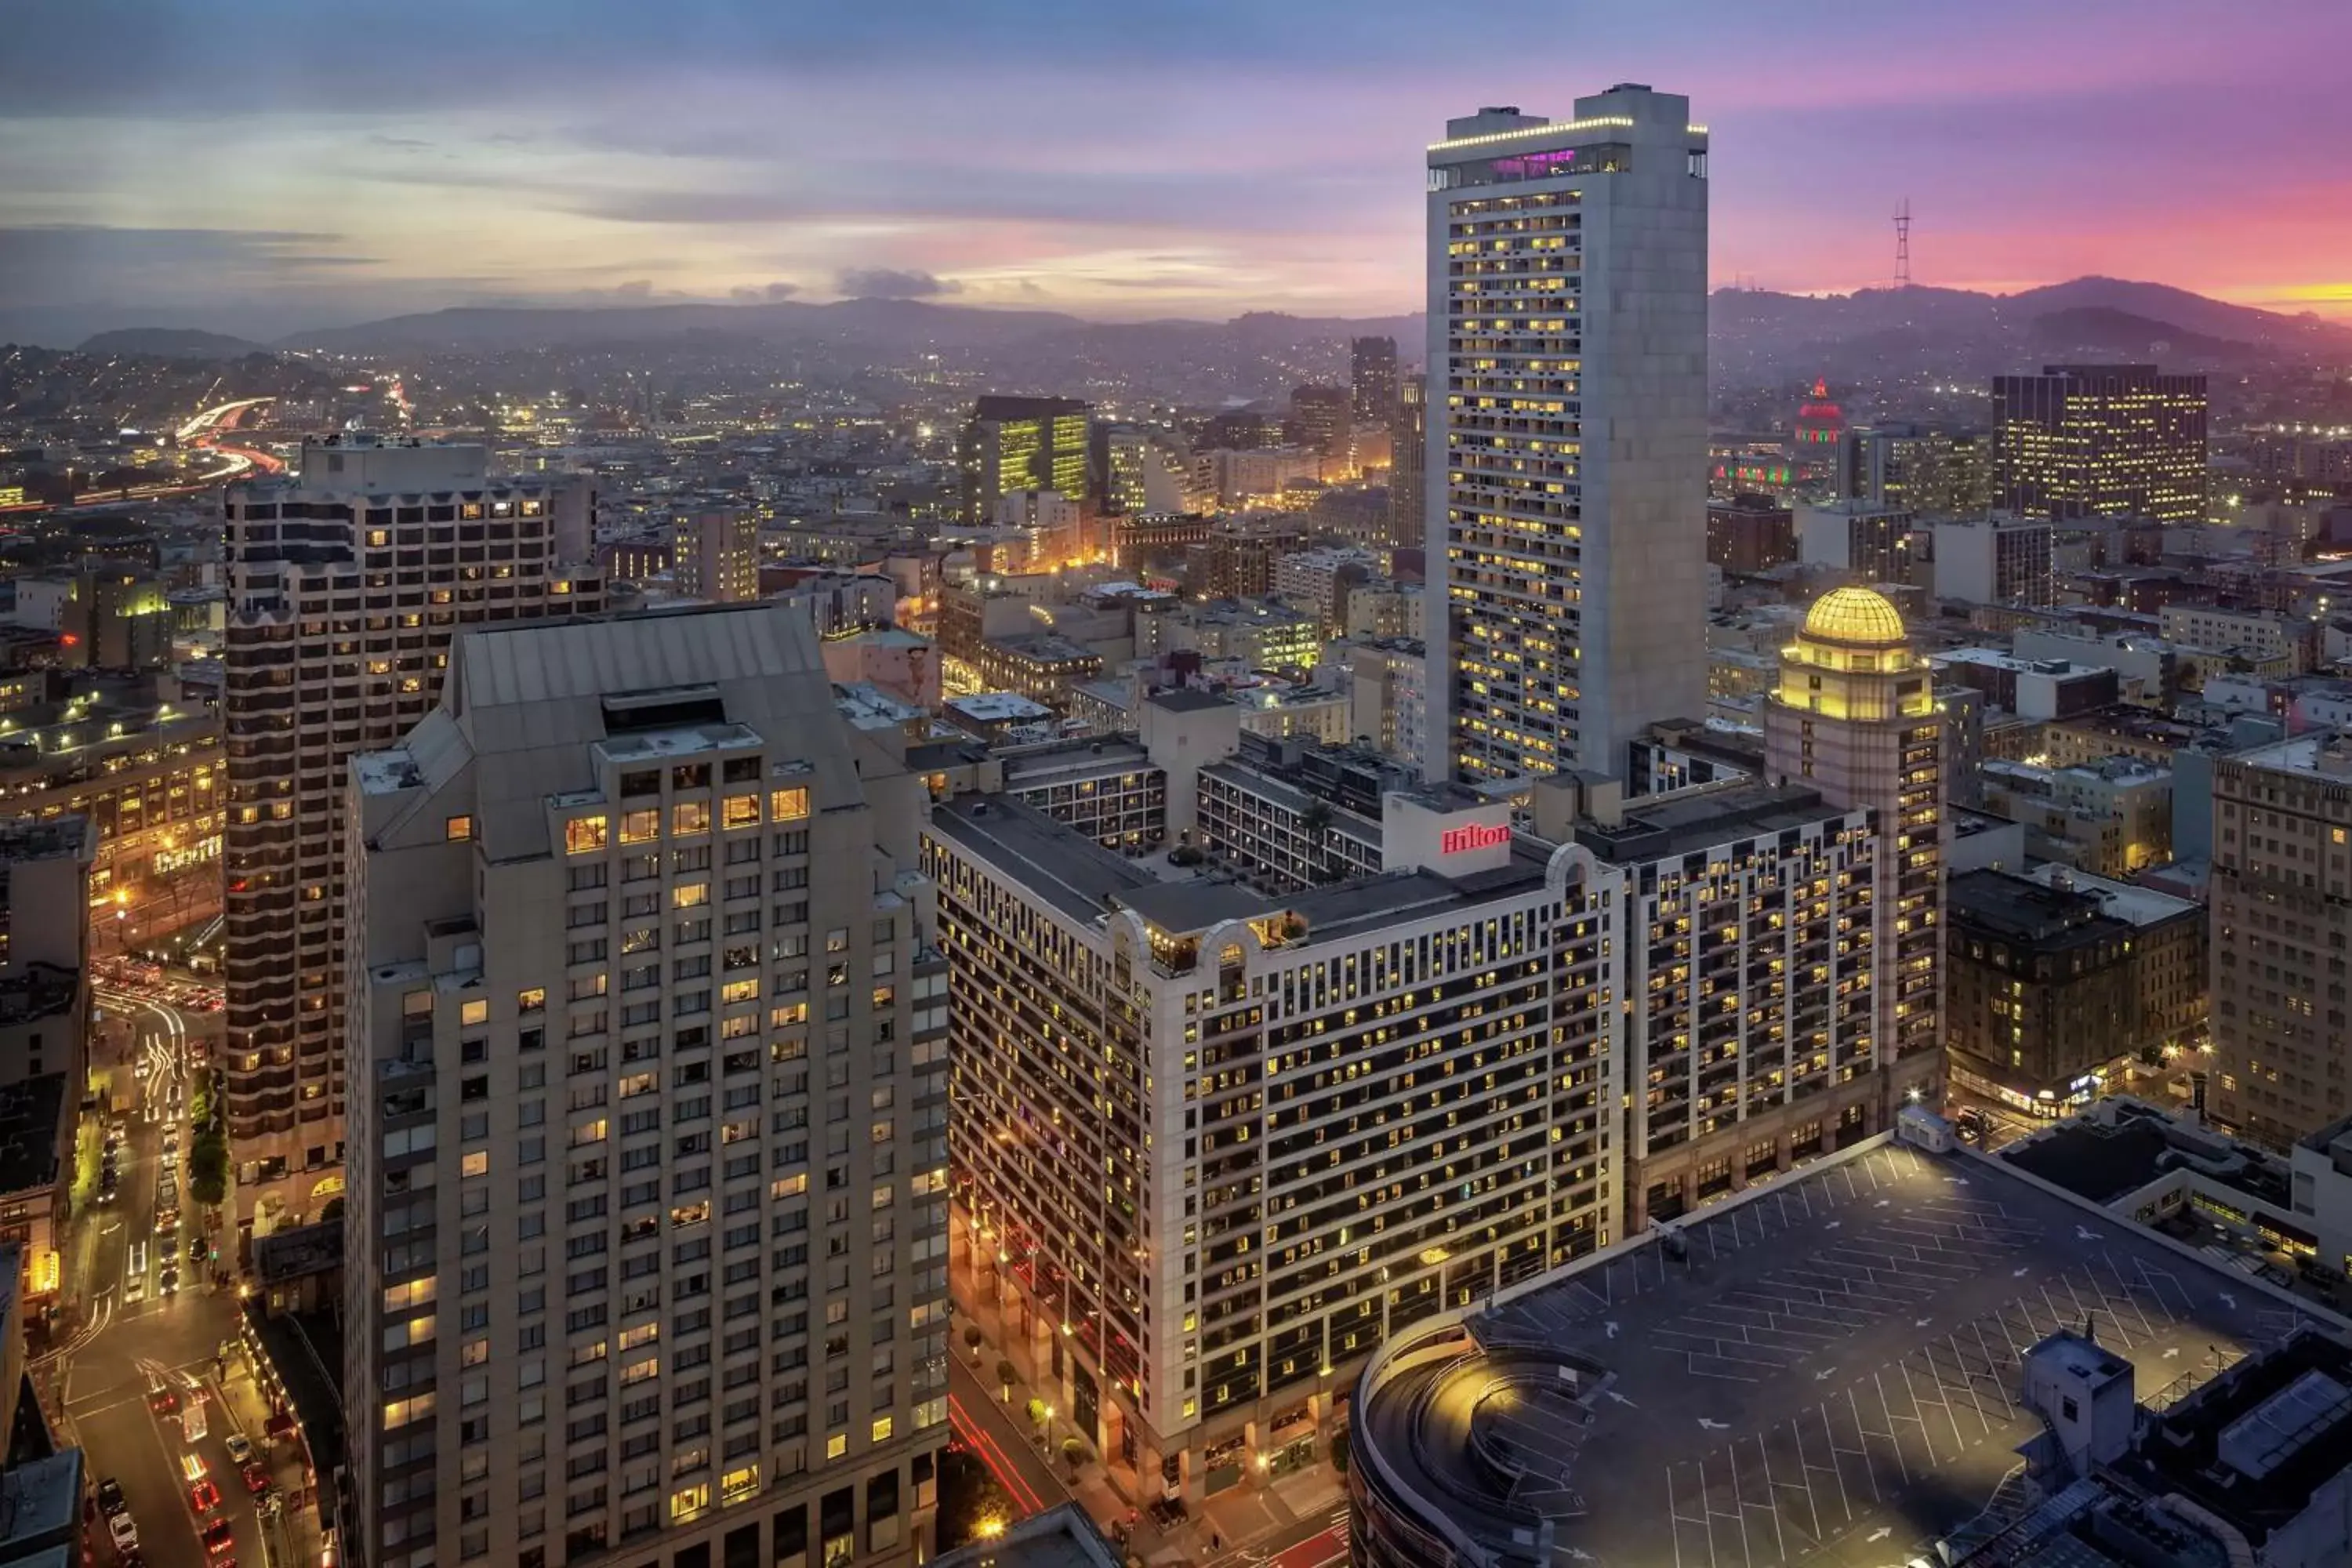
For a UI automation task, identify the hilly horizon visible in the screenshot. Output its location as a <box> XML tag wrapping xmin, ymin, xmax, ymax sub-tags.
<box><xmin>53</xmin><ymin>274</ymin><xmax>2350</xmax><ymax>365</ymax></box>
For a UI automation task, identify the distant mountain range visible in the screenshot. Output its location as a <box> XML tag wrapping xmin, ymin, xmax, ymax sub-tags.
<box><xmin>1711</xmin><ymin>275</ymin><xmax>2352</xmax><ymax>384</ymax></box>
<box><xmin>39</xmin><ymin>276</ymin><xmax>2352</xmax><ymax>392</ymax></box>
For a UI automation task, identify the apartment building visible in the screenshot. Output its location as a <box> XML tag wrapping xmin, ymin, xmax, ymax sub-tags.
<box><xmin>1566</xmin><ymin>782</ymin><xmax>1893</xmax><ymax>1226</ymax></box>
<box><xmin>933</xmin><ymin>794</ymin><xmax>1621</xmax><ymax>1504</ymax></box>
<box><xmin>2209</xmin><ymin>731</ymin><xmax>2352</xmax><ymax>1149</ymax></box>
<box><xmin>346</xmin><ymin>602</ymin><xmax>947</xmax><ymax>1568</ymax></box>
<box><xmin>672</xmin><ymin>510</ymin><xmax>760</xmax><ymax>604</ymax></box>
<box><xmin>223</xmin><ymin>435</ymin><xmax>604</xmax><ymax>1238</ymax></box>
<box><xmin>2158</xmin><ymin>604</ymin><xmax>2313</xmax><ymax>673</ymax></box>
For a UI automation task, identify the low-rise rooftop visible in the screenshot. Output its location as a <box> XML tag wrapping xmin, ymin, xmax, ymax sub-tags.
<box><xmin>1353</xmin><ymin>1137</ymin><xmax>2346</xmax><ymax>1568</ymax></box>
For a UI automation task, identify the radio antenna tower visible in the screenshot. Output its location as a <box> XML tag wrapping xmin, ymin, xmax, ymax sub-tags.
<box><xmin>1894</xmin><ymin>198</ymin><xmax>1913</xmax><ymax>289</ymax></box>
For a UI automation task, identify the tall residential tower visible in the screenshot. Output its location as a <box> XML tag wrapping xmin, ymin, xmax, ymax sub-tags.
<box><xmin>347</xmin><ymin>602</ymin><xmax>947</xmax><ymax>1568</ymax></box>
<box><xmin>222</xmin><ymin>436</ymin><xmax>603</xmax><ymax>1243</ymax></box>
<box><xmin>1425</xmin><ymin>85</ymin><xmax>1710</xmax><ymax>785</ymax></box>
<box><xmin>1762</xmin><ymin>586</ymin><xmax>1947</xmax><ymax>1106</ymax></box>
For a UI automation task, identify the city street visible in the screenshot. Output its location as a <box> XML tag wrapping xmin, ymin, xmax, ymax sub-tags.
<box><xmin>46</xmin><ymin>991</ymin><xmax>310</xmax><ymax>1568</ymax></box>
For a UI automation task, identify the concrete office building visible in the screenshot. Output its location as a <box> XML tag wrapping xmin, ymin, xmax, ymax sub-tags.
<box><xmin>1840</xmin><ymin>423</ymin><xmax>1993</xmax><ymax>515</ymax></box>
<box><xmin>1930</xmin><ymin>514</ymin><xmax>2055</xmax><ymax>606</ymax></box>
<box><xmin>1797</xmin><ymin>500</ymin><xmax>1917</xmax><ymax>583</ymax></box>
<box><xmin>1426</xmin><ymin>85</ymin><xmax>1710</xmax><ymax>785</ymax></box>
<box><xmin>933</xmin><ymin>793</ymin><xmax>1622</xmax><ymax>1504</ymax></box>
<box><xmin>1992</xmin><ymin>364</ymin><xmax>2209</xmax><ymax>524</ymax></box>
<box><xmin>960</xmin><ymin>397</ymin><xmax>1091</xmax><ymax>527</ymax></box>
<box><xmin>672</xmin><ymin>509</ymin><xmax>760</xmax><ymax>604</ymax></box>
<box><xmin>2209</xmin><ymin>731</ymin><xmax>2352</xmax><ymax>1149</ymax></box>
<box><xmin>346</xmin><ymin>602</ymin><xmax>947</xmax><ymax>1568</ymax></box>
<box><xmin>1762</xmin><ymin>588</ymin><xmax>1947</xmax><ymax>1085</ymax></box>
<box><xmin>223</xmin><ymin>435</ymin><xmax>604</xmax><ymax>1239</ymax></box>
<box><xmin>1350</xmin><ymin>338</ymin><xmax>1400</xmax><ymax>423</ymax></box>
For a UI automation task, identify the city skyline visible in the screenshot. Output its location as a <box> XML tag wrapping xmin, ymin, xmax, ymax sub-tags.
<box><xmin>6</xmin><ymin>0</ymin><xmax>2351</xmax><ymax>340</ymax></box>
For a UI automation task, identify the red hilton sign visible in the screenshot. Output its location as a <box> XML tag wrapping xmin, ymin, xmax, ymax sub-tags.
<box><xmin>1440</xmin><ymin>822</ymin><xmax>1512</xmax><ymax>855</ymax></box>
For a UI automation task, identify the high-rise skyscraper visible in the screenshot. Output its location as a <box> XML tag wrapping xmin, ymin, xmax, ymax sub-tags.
<box><xmin>1991</xmin><ymin>364</ymin><xmax>2209</xmax><ymax>524</ymax></box>
<box><xmin>221</xmin><ymin>435</ymin><xmax>604</xmax><ymax>1242</ymax></box>
<box><xmin>1349</xmin><ymin>336</ymin><xmax>1399</xmax><ymax>423</ymax></box>
<box><xmin>1762</xmin><ymin>586</ymin><xmax>1946</xmax><ymax>1101</ymax></box>
<box><xmin>959</xmin><ymin>396</ymin><xmax>1091</xmax><ymax>526</ymax></box>
<box><xmin>2208</xmin><ymin>732</ymin><xmax>2352</xmax><ymax>1149</ymax></box>
<box><xmin>672</xmin><ymin>508</ymin><xmax>760</xmax><ymax>603</ymax></box>
<box><xmin>1287</xmin><ymin>384</ymin><xmax>1352</xmax><ymax>470</ymax></box>
<box><xmin>1386</xmin><ymin>372</ymin><xmax>1426</xmax><ymax>550</ymax></box>
<box><xmin>347</xmin><ymin>601</ymin><xmax>947</xmax><ymax>1568</ymax></box>
<box><xmin>1425</xmin><ymin>85</ymin><xmax>1711</xmax><ymax>784</ymax></box>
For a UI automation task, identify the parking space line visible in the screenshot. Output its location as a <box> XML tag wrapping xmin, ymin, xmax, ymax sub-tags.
<box><xmin>1751</xmin><ymin>1432</ymin><xmax>1791</xmax><ymax>1565</ymax></box>
<box><xmin>1942</xmin><ymin>1334</ymin><xmax>1996</xmax><ymax>1433</ymax></box>
<box><xmin>1725</xmin><ymin>1441</ymin><xmax>1755</xmax><ymax>1568</ymax></box>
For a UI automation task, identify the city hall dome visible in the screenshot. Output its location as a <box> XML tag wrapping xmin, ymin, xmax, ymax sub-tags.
<box><xmin>1802</xmin><ymin>586</ymin><xmax>1907</xmax><ymax>648</ymax></box>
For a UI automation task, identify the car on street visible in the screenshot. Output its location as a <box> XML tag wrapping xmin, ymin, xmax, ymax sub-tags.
<box><xmin>104</xmin><ymin>1124</ymin><xmax>123</xmax><ymax>1150</ymax></box>
<box><xmin>148</xmin><ymin>1379</ymin><xmax>177</xmax><ymax>1414</ymax></box>
<box><xmin>181</xmin><ymin>1452</ymin><xmax>209</xmax><ymax>1484</ymax></box>
<box><xmin>98</xmin><ymin>1171</ymin><xmax>119</xmax><ymax>1203</ymax></box>
<box><xmin>96</xmin><ymin>1477</ymin><xmax>125</xmax><ymax>1515</ymax></box>
<box><xmin>107</xmin><ymin>1512</ymin><xmax>140</xmax><ymax>1552</ymax></box>
<box><xmin>124</xmin><ymin>1272</ymin><xmax>144</xmax><ymax>1303</ymax></box>
<box><xmin>187</xmin><ymin>1480</ymin><xmax>221</xmax><ymax>1515</ymax></box>
<box><xmin>222</xmin><ymin>1434</ymin><xmax>252</xmax><ymax>1465</ymax></box>
<box><xmin>189</xmin><ymin>1233</ymin><xmax>208</xmax><ymax>1264</ymax></box>
<box><xmin>239</xmin><ymin>1462</ymin><xmax>269</xmax><ymax>1497</ymax></box>
<box><xmin>159</xmin><ymin>1265</ymin><xmax>179</xmax><ymax>1297</ymax></box>
<box><xmin>202</xmin><ymin>1516</ymin><xmax>235</xmax><ymax>1555</ymax></box>
<box><xmin>183</xmin><ymin>1402</ymin><xmax>208</xmax><ymax>1443</ymax></box>
<box><xmin>155</xmin><ymin>1206</ymin><xmax>179</xmax><ymax>1232</ymax></box>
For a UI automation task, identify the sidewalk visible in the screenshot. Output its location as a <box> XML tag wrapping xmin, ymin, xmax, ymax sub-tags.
<box><xmin>952</xmin><ymin>1236</ymin><xmax>1344</xmax><ymax>1568</ymax></box>
<box><xmin>218</xmin><ymin>1344</ymin><xmax>325</xmax><ymax>1568</ymax></box>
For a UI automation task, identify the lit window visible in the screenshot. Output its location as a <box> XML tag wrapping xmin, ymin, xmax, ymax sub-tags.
<box><xmin>619</xmin><ymin>810</ymin><xmax>660</xmax><ymax>845</ymax></box>
<box><xmin>720</xmin><ymin>1465</ymin><xmax>760</xmax><ymax>1506</ymax></box>
<box><xmin>770</xmin><ymin>786</ymin><xmax>811</xmax><ymax>822</ymax></box>
<box><xmin>460</xmin><ymin>1000</ymin><xmax>488</xmax><ymax>1026</ymax></box>
<box><xmin>870</xmin><ymin>1416</ymin><xmax>893</xmax><ymax>1444</ymax></box>
<box><xmin>722</xmin><ymin>795</ymin><xmax>760</xmax><ymax>829</ymax></box>
<box><xmin>518</xmin><ymin>988</ymin><xmax>546</xmax><ymax>1014</ymax></box>
<box><xmin>673</xmin><ymin>883</ymin><xmax>709</xmax><ymax>909</ymax></box>
<box><xmin>673</xmin><ymin>801</ymin><xmax>710</xmax><ymax>837</ymax></box>
<box><xmin>461</xmin><ymin>1151</ymin><xmax>489</xmax><ymax>1178</ymax></box>
<box><xmin>722</xmin><ymin>979</ymin><xmax>760</xmax><ymax>1005</ymax></box>
<box><xmin>826</xmin><ymin>1433</ymin><xmax>848</xmax><ymax>1461</ymax></box>
<box><xmin>445</xmin><ymin>815</ymin><xmax>474</xmax><ymax>842</ymax></box>
<box><xmin>670</xmin><ymin>1483</ymin><xmax>709</xmax><ymax>1523</ymax></box>
<box><xmin>565</xmin><ymin>817</ymin><xmax>608</xmax><ymax>855</ymax></box>
<box><xmin>383</xmin><ymin>1277</ymin><xmax>437</xmax><ymax>1312</ymax></box>
<box><xmin>770</xmin><ymin>1002</ymin><xmax>808</xmax><ymax>1029</ymax></box>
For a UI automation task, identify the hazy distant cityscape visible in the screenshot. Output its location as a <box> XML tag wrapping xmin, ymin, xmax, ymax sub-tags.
<box><xmin>4</xmin><ymin>21</ymin><xmax>2352</xmax><ymax>1568</ymax></box>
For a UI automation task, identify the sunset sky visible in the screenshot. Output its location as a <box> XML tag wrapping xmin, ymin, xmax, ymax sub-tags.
<box><xmin>6</xmin><ymin>0</ymin><xmax>2350</xmax><ymax>340</ymax></box>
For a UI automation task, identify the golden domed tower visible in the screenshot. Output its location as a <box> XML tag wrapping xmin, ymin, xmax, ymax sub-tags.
<box><xmin>1766</xmin><ymin>586</ymin><xmax>1945</xmax><ymax>1106</ymax></box>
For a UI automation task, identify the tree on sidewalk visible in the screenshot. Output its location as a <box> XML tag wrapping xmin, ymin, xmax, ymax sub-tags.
<box><xmin>996</xmin><ymin>1359</ymin><xmax>1018</xmax><ymax>1403</ymax></box>
<box><xmin>964</xmin><ymin>1325</ymin><xmax>985</xmax><ymax>1362</ymax></box>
